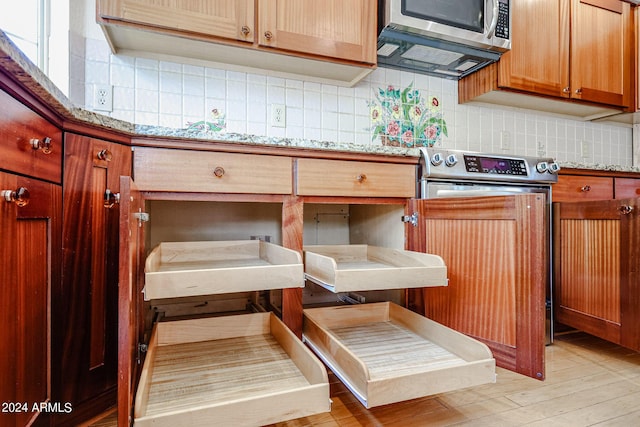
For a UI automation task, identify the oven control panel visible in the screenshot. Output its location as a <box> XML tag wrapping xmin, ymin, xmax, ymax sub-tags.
<box><xmin>463</xmin><ymin>155</ymin><xmax>528</xmax><ymax>176</ymax></box>
<box><xmin>417</xmin><ymin>147</ymin><xmax>559</xmax><ymax>185</ymax></box>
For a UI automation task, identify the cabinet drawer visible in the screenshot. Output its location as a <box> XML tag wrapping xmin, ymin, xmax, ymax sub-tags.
<box><xmin>296</xmin><ymin>158</ymin><xmax>415</xmax><ymax>198</ymax></box>
<box><xmin>614</xmin><ymin>177</ymin><xmax>640</xmax><ymax>199</ymax></box>
<box><xmin>0</xmin><ymin>89</ymin><xmax>62</xmax><ymax>183</ymax></box>
<box><xmin>553</xmin><ymin>175</ymin><xmax>613</xmax><ymax>202</ymax></box>
<box><xmin>133</xmin><ymin>147</ymin><xmax>292</xmax><ymax>194</ymax></box>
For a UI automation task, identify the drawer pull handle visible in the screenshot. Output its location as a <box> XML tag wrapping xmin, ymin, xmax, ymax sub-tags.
<box><xmin>30</xmin><ymin>137</ymin><xmax>52</xmax><ymax>154</ymax></box>
<box><xmin>241</xmin><ymin>25</ymin><xmax>251</xmax><ymax>36</ymax></box>
<box><xmin>619</xmin><ymin>205</ymin><xmax>634</xmax><ymax>215</ymax></box>
<box><xmin>581</xmin><ymin>185</ymin><xmax>591</xmax><ymax>192</ymax></box>
<box><xmin>1</xmin><ymin>187</ymin><xmax>30</xmax><ymax>207</ymax></box>
<box><xmin>97</xmin><ymin>149</ymin><xmax>113</xmax><ymax>161</ymax></box>
<box><xmin>264</xmin><ymin>31</ymin><xmax>273</xmax><ymax>40</ymax></box>
<box><xmin>104</xmin><ymin>189</ymin><xmax>120</xmax><ymax>208</ymax></box>
<box><xmin>213</xmin><ymin>167</ymin><xmax>225</xmax><ymax>178</ymax></box>
<box><xmin>356</xmin><ymin>173</ymin><xmax>367</xmax><ymax>183</ymax></box>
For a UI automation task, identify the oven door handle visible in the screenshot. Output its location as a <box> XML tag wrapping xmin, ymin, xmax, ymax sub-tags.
<box><xmin>434</xmin><ymin>189</ymin><xmax>524</xmax><ymax>198</ymax></box>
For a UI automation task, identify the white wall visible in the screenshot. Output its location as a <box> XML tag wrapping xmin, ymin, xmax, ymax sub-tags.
<box><xmin>74</xmin><ymin>0</ymin><xmax>633</xmax><ymax>167</ymax></box>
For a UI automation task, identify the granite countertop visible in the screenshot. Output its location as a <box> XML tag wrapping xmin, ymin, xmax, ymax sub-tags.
<box><xmin>1</xmin><ymin>28</ymin><xmax>638</xmax><ymax>171</ymax></box>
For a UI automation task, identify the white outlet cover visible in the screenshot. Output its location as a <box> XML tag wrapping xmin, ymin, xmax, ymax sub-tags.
<box><xmin>271</xmin><ymin>104</ymin><xmax>286</xmax><ymax>127</ymax></box>
<box><xmin>94</xmin><ymin>84</ymin><xmax>113</xmax><ymax>112</ymax></box>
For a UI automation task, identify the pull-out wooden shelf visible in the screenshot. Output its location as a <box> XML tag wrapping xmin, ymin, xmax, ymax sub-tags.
<box><xmin>144</xmin><ymin>240</ymin><xmax>304</xmax><ymax>300</ymax></box>
<box><xmin>303</xmin><ymin>302</ymin><xmax>496</xmax><ymax>408</ymax></box>
<box><xmin>303</xmin><ymin>245</ymin><xmax>447</xmax><ymax>293</ymax></box>
<box><xmin>134</xmin><ymin>312</ymin><xmax>331</xmax><ymax>426</ymax></box>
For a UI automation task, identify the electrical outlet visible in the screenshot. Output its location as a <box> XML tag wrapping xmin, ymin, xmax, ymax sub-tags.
<box><xmin>537</xmin><ymin>141</ymin><xmax>546</xmax><ymax>156</ymax></box>
<box><xmin>271</xmin><ymin>104</ymin><xmax>286</xmax><ymax>127</ymax></box>
<box><xmin>93</xmin><ymin>84</ymin><xmax>113</xmax><ymax>112</ymax></box>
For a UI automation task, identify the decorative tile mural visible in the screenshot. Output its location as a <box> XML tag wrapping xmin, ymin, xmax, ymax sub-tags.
<box><xmin>368</xmin><ymin>83</ymin><xmax>447</xmax><ymax>147</ymax></box>
<box><xmin>186</xmin><ymin>108</ymin><xmax>226</xmax><ymax>132</ymax></box>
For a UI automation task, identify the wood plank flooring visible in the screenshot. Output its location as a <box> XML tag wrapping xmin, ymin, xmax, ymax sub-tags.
<box><xmin>89</xmin><ymin>331</ymin><xmax>640</xmax><ymax>426</ymax></box>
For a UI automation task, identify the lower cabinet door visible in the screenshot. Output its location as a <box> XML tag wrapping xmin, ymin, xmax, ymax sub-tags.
<box><xmin>554</xmin><ymin>198</ymin><xmax>640</xmax><ymax>352</ymax></box>
<box><xmin>407</xmin><ymin>194</ymin><xmax>547</xmax><ymax>380</ymax></box>
<box><xmin>0</xmin><ymin>171</ymin><xmax>61</xmax><ymax>427</ymax></box>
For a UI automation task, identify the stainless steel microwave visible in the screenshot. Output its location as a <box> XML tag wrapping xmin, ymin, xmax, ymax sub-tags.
<box><xmin>377</xmin><ymin>0</ymin><xmax>511</xmax><ymax>79</ymax></box>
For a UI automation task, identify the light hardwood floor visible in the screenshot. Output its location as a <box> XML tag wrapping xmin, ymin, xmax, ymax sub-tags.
<box><xmin>90</xmin><ymin>331</ymin><xmax>640</xmax><ymax>426</ymax></box>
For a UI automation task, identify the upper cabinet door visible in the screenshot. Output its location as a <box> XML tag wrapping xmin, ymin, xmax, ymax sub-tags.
<box><xmin>258</xmin><ymin>0</ymin><xmax>377</xmax><ymax>64</ymax></box>
<box><xmin>570</xmin><ymin>0</ymin><xmax>632</xmax><ymax>108</ymax></box>
<box><xmin>98</xmin><ymin>0</ymin><xmax>255</xmax><ymax>42</ymax></box>
<box><xmin>498</xmin><ymin>0</ymin><xmax>570</xmax><ymax>98</ymax></box>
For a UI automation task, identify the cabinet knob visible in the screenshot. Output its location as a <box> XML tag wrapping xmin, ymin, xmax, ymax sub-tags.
<box><xmin>213</xmin><ymin>166</ymin><xmax>225</xmax><ymax>178</ymax></box>
<box><xmin>104</xmin><ymin>189</ymin><xmax>120</xmax><ymax>208</ymax></box>
<box><xmin>575</xmin><ymin>88</ymin><xmax>583</xmax><ymax>95</ymax></box>
<box><xmin>1</xmin><ymin>187</ymin><xmax>30</xmax><ymax>207</ymax></box>
<box><xmin>97</xmin><ymin>149</ymin><xmax>113</xmax><ymax>161</ymax></box>
<box><xmin>241</xmin><ymin>25</ymin><xmax>251</xmax><ymax>36</ymax></box>
<box><xmin>581</xmin><ymin>185</ymin><xmax>591</xmax><ymax>192</ymax></box>
<box><xmin>264</xmin><ymin>31</ymin><xmax>273</xmax><ymax>40</ymax></box>
<box><xmin>619</xmin><ymin>205</ymin><xmax>634</xmax><ymax>215</ymax></box>
<box><xmin>356</xmin><ymin>173</ymin><xmax>367</xmax><ymax>183</ymax></box>
<box><xmin>30</xmin><ymin>137</ymin><xmax>52</xmax><ymax>154</ymax></box>
<box><xmin>562</xmin><ymin>87</ymin><xmax>570</xmax><ymax>94</ymax></box>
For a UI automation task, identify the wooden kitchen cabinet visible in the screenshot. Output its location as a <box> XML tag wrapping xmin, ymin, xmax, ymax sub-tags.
<box><xmin>115</xmin><ymin>145</ymin><xmax>501</xmax><ymax>424</ymax></box>
<box><xmin>554</xmin><ymin>198</ymin><xmax>640</xmax><ymax>352</ymax></box>
<box><xmin>258</xmin><ymin>0</ymin><xmax>376</xmax><ymax>64</ymax></box>
<box><xmin>0</xmin><ymin>172</ymin><xmax>61</xmax><ymax>427</ymax></box>
<box><xmin>553</xmin><ymin>174</ymin><xmax>614</xmax><ymax>202</ymax></box>
<box><xmin>459</xmin><ymin>0</ymin><xmax>633</xmax><ymax>117</ymax></box>
<box><xmin>614</xmin><ymin>177</ymin><xmax>640</xmax><ymax>199</ymax></box>
<box><xmin>97</xmin><ymin>0</ymin><xmax>255</xmax><ymax>43</ymax></box>
<box><xmin>0</xmin><ymin>82</ymin><xmax>62</xmax><ymax>427</ymax></box>
<box><xmin>407</xmin><ymin>194</ymin><xmax>548</xmax><ymax>380</ymax></box>
<box><xmin>97</xmin><ymin>0</ymin><xmax>376</xmax><ymax>85</ymax></box>
<box><xmin>0</xmin><ymin>87</ymin><xmax>62</xmax><ymax>183</ymax></box>
<box><xmin>56</xmin><ymin>134</ymin><xmax>132</xmax><ymax>424</ymax></box>
<box><xmin>296</xmin><ymin>158</ymin><xmax>415</xmax><ymax>198</ymax></box>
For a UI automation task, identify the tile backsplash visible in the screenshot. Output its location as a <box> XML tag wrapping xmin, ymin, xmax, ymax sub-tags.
<box><xmin>80</xmin><ymin>35</ymin><xmax>633</xmax><ymax>166</ymax></box>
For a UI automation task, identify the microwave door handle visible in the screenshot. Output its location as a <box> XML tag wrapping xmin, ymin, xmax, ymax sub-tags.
<box><xmin>486</xmin><ymin>0</ymin><xmax>499</xmax><ymax>39</ymax></box>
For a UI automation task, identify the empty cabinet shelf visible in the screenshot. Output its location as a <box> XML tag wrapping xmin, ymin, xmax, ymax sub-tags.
<box><xmin>144</xmin><ymin>240</ymin><xmax>304</xmax><ymax>300</ymax></box>
<box><xmin>303</xmin><ymin>245</ymin><xmax>447</xmax><ymax>293</ymax></box>
<box><xmin>303</xmin><ymin>302</ymin><xmax>496</xmax><ymax>408</ymax></box>
<box><xmin>134</xmin><ymin>312</ymin><xmax>331</xmax><ymax>426</ymax></box>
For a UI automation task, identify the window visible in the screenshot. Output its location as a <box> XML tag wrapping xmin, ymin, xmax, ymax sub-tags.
<box><xmin>0</xmin><ymin>0</ymin><xmax>50</xmax><ymax>73</ymax></box>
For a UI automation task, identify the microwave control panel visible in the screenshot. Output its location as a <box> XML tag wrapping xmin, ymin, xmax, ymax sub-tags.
<box><xmin>495</xmin><ymin>0</ymin><xmax>510</xmax><ymax>40</ymax></box>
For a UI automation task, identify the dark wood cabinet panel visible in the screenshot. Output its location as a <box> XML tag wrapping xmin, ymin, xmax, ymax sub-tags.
<box><xmin>0</xmin><ymin>171</ymin><xmax>61</xmax><ymax>427</ymax></box>
<box><xmin>56</xmin><ymin>134</ymin><xmax>132</xmax><ymax>424</ymax></box>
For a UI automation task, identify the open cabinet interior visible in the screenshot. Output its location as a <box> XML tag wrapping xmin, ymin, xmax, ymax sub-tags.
<box><xmin>130</xmin><ymin>198</ymin><xmax>331</xmax><ymax>426</ymax></box>
<box><xmin>302</xmin><ymin>203</ymin><xmax>408</xmax><ymax>307</ymax></box>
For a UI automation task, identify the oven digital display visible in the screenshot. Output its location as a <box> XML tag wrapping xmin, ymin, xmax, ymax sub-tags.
<box><xmin>464</xmin><ymin>155</ymin><xmax>528</xmax><ymax>176</ymax></box>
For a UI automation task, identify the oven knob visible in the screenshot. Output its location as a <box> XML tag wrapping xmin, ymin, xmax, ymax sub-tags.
<box><xmin>445</xmin><ymin>154</ymin><xmax>458</xmax><ymax>167</ymax></box>
<box><xmin>536</xmin><ymin>161</ymin><xmax>549</xmax><ymax>173</ymax></box>
<box><xmin>431</xmin><ymin>153</ymin><xmax>444</xmax><ymax>166</ymax></box>
<box><xmin>548</xmin><ymin>162</ymin><xmax>561</xmax><ymax>174</ymax></box>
